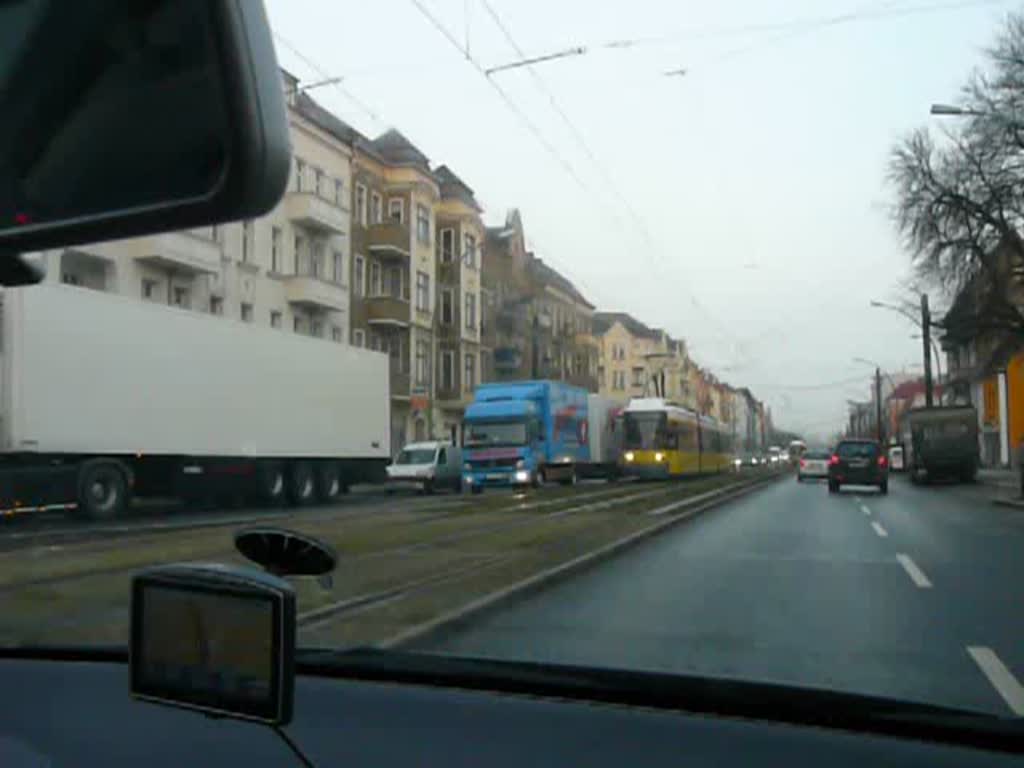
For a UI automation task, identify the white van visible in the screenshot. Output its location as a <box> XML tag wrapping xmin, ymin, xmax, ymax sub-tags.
<box><xmin>385</xmin><ymin>441</ymin><xmax>463</xmax><ymax>493</ymax></box>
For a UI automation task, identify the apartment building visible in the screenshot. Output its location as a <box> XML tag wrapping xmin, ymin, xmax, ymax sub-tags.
<box><xmin>483</xmin><ymin>210</ymin><xmax>597</xmax><ymax>389</ymax></box>
<box><xmin>433</xmin><ymin>165</ymin><xmax>485</xmax><ymax>441</ymax></box>
<box><xmin>48</xmin><ymin>69</ymin><xmax>352</xmax><ymax>343</ymax></box>
<box><xmin>593</xmin><ymin>313</ymin><xmax>690</xmax><ymax>402</ymax></box>
<box><xmin>348</xmin><ymin>128</ymin><xmax>440</xmax><ymax>453</ymax></box>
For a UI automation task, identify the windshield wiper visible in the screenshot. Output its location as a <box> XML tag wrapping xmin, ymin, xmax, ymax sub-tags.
<box><xmin>296</xmin><ymin>648</ymin><xmax>1023</xmax><ymax>754</ymax></box>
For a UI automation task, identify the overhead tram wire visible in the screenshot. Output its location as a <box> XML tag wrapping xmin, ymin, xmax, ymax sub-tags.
<box><xmin>272</xmin><ymin>32</ymin><xmax>384</xmax><ymax>129</ymax></box>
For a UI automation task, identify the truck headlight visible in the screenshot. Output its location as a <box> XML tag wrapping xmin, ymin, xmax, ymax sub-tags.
<box><xmin>655</xmin><ymin>452</ymin><xmax>664</xmax><ymax>462</ymax></box>
<box><xmin>514</xmin><ymin>470</ymin><xmax>530</xmax><ymax>482</ymax></box>
<box><xmin>624</xmin><ymin>451</ymin><xmax>634</xmax><ymax>462</ymax></box>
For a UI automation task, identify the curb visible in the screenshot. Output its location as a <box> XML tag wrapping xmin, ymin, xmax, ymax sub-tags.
<box><xmin>379</xmin><ymin>471</ymin><xmax>785</xmax><ymax>650</ymax></box>
<box><xmin>992</xmin><ymin>497</ymin><xmax>1024</xmax><ymax>510</ymax></box>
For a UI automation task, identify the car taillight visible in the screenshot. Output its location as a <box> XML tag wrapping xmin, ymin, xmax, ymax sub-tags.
<box><xmin>828</xmin><ymin>454</ymin><xmax>839</xmax><ymax>466</ymax></box>
<box><xmin>878</xmin><ymin>455</ymin><xmax>888</xmax><ymax>467</ymax></box>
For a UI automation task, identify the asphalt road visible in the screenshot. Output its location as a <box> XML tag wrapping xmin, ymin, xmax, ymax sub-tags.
<box><xmin>413</xmin><ymin>473</ymin><xmax>1024</xmax><ymax>717</ymax></box>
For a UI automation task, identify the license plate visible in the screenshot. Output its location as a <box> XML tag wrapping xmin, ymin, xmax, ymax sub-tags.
<box><xmin>850</xmin><ymin>459</ymin><xmax>868</xmax><ymax>468</ymax></box>
<box><xmin>486</xmin><ymin>473</ymin><xmax>505</xmax><ymax>481</ymax></box>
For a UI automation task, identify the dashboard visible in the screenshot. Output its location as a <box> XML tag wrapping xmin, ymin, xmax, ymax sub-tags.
<box><xmin>0</xmin><ymin>656</ymin><xmax>1017</xmax><ymax>766</ymax></box>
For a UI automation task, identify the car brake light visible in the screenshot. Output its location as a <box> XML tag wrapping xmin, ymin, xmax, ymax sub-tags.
<box><xmin>828</xmin><ymin>454</ymin><xmax>839</xmax><ymax>466</ymax></box>
<box><xmin>878</xmin><ymin>455</ymin><xmax>887</xmax><ymax>467</ymax></box>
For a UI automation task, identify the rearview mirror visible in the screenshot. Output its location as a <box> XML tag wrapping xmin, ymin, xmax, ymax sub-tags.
<box><xmin>0</xmin><ymin>0</ymin><xmax>290</xmax><ymax>265</ymax></box>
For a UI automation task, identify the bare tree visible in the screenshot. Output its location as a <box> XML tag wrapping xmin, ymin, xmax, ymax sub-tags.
<box><xmin>889</xmin><ymin>13</ymin><xmax>1024</xmax><ymax>337</ymax></box>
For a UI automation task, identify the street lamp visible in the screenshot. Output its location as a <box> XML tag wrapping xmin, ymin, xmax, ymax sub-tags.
<box><xmin>929</xmin><ymin>103</ymin><xmax>987</xmax><ymax>117</ymax></box>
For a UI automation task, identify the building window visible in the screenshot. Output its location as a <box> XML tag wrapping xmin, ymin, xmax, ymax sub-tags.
<box><xmin>335</xmin><ymin>178</ymin><xmax>344</xmax><ymax>206</ymax></box>
<box><xmin>241</xmin><ymin>302</ymin><xmax>253</xmax><ymax>323</ymax></box>
<box><xmin>370</xmin><ymin>261</ymin><xmax>381</xmax><ymax>296</ymax></box>
<box><xmin>352</xmin><ymin>328</ymin><xmax>365</xmax><ymax>347</ymax></box>
<box><xmin>295</xmin><ymin>158</ymin><xmax>305</xmax><ymax>191</ymax></box>
<box><xmin>209</xmin><ymin>296</ymin><xmax>223</xmax><ymax>315</ymax></box>
<box><xmin>440</xmin><ymin>228</ymin><xmax>454</xmax><ymax>262</ymax></box>
<box><xmin>440</xmin><ymin>288</ymin><xmax>454</xmax><ymax>325</ymax></box>
<box><xmin>464</xmin><ymin>292</ymin><xmax>476</xmax><ymax>330</ymax></box>
<box><xmin>369</xmin><ymin>331</ymin><xmax>382</xmax><ymax>351</ymax></box>
<box><xmin>141</xmin><ymin>278</ymin><xmax>158</xmax><ymax>300</ymax></box>
<box><xmin>415</xmin><ymin>271</ymin><xmax>430</xmax><ymax>312</ymax></box>
<box><xmin>632</xmin><ymin>367</ymin><xmax>645</xmax><ymax>387</ymax></box>
<box><xmin>294</xmin><ymin>315</ymin><xmax>307</xmax><ymax>334</ymax></box>
<box><xmin>270</xmin><ymin>310</ymin><xmax>282</xmax><ymax>329</ymax></box>
<box><xmin>355</xmin><ymin>184</ymin><xmax>367</xmax><ymax>226</ymax></box>
<box><xmin>271</xmin><ymin>226</ymin><xmax>281</xmax><ymax>272</ymax></box>
<box><xmin>294</xmin><ymin>235</ymin><xmax>305</xmax><ymax>273</ymax></box>
<box><xmin>333</xmin><ymin>250</ymin><xmax>344</xmax><ymax>284</ymax></box>
<box><xmin>62</xmin><ymin>272</ymin><xmax>82</xmax><ymax>286</ymax></box>
<box><xmin>311</xmin><ymin>320</ymin><xmax>323</xmax><ymax>338</ymax></box>
<box><xmin>332</xmin><ymin>326</ymin><xmax>343</xmax><ymax>343</ymax></box>
<box><xmin>314</xmin><ymin>167</ymin><xmax>324</xmax><ymax>197</ymax></box>
<box><xmin>480</xmin><ymin>350</ymin><xmax>491</xmax><ymax>383</ymax></box>
<box><xmin>354</xmin><ymin>256</ymin><xmax>365</xmax><ymax>297</ymax></box>
<box><xmin>415</xmin><ymin>339</ymin><xmax>429</xmax><ymax>385</ymax></box>
<box><xmin>241</xmin><ymin>221</ymin><xmax>253</xmax><ymax>263</ymax></box>
<box><xmin>388</xmin><ymin>197</ymin><xmax>404</xmax><ymax>223</ymax></box>
<box><xmin>441</xmin><ymin>350</ymin><xmax>455</xmax><ymax>391</ymax></box>
<box><xmin>464</xmin><ymin>352</ymin><xmax>476</xmax><ymax>392</ymax></box>
<box><xmin>371</xmin><ymin>191</ymin><xmax>383</xmax><ymax>224</ymax></box>
<box><xmin>416</xmin><ymin>204</ymin><xmax>430</xmax><ymax>243</ymax></box>
<box><xmin>172</xmin><ymin>286</ymin><xmax>190</xmax><ymax>309</ymax></box>
<box><xmin>463</xmin><ymin>233</ymin><xmax>477</xmax><ymax>268</ymax></box>
<box><xmin>613</xmin><ymin>371</ymin><xmax>626</xmax><ymax>390</ymax></box>
<box><xmin>310</xmin><ymin>240</ymin><xmax>324</xmax><ymax>278</ymax></box>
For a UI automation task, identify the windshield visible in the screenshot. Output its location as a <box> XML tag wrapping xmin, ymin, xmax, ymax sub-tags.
<box><xmin>5</xmin><ymin>0</ymin><xmax>1024</xmax><ymax>730</ymax></box>
<box><xmin>623</xmin><ymin>413</ymin><xmax>666</xmax><ymax>449</ymax></box>
<box><xmin>464</xmin><ymin>421</ymin><xmax>528</xmax><ymax>447</ymax></box>
<box><xmin>396</xmin><ymin>449</ymin><xmax>436</xmax><ymax>465</ymax></box>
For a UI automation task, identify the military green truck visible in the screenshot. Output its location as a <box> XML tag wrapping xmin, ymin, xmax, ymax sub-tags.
<box><xmin>897</xmin><ymin>406</ymin><xmax>980</xmax><ymax>483</ymax></box>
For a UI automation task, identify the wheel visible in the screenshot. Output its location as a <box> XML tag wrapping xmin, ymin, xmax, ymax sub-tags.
<box><xmin>561</xmin><ymin>469</ymin><xmax>578</xmax><ymax>487</ymax></box>
<box><xmin>287</xmin><ymin>461</ymin><xmax>316</xmax><ymax>506</ymax></box>
<box><xmin>422</xmin><ymin>478</ymin><xmax>434</xmax><ymax>495</ymax></box>
<box><xmin>255</xmin><ymin>461</ymin><xmax>286</xmax><ymax>506</ymax></box>
<box><xmin>532</xmin><ymin>469</ymin><xmax>547</xmax><ymax>489</ymax></box>
<box><xmin>454</xmin><ymin>478</ymin><xmax>464</xmax><ymax>494</ymax></box>
<box><xmin>315</xmin><ymin>462</ymin><xmax>343</xmax><ymax>503</ymax></box>
<box><xmin>827</xmin><ymin>480</ymin><xmax>837</xmax><ymax>494</ymax></box>
<box><xmin>76</xmin><ymin>460</ymin><xmax>129</xmax><ymax>520</ymax></box>
<box><xmin>880</xmin><ymin>481</ymin><xmax>889</xmax><ymax>495</ymax></box>
<box><xmin>471</xmin><ymin>485</ymin><xmax>483</xmax><ymax>495</ymax></box>
<box><xmin>796</xmin><ymin>475</ymin><xmax>804</xmax><ymax>483</ymax></box>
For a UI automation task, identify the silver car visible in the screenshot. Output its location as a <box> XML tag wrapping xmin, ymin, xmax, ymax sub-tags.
<box><xmin>797</xmin><ymin>449</ymin><xmax>831</xmax><ymax>482</ymax></box>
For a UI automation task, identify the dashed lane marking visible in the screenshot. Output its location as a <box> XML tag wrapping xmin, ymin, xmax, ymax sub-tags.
<box><xmin>967</xmin><ymin>646</ymin><xmax>1024</xmax><ymax>716</ymax></box>
<box><xmin>860</xmin><ymin>504</ymin><xmax>871</xmax><ymax>516</ymax></box>
<box><xmin>871</xmin><ymin>521</ymin><xmax>888</xmax><ymax>538</ymax></box>
<box><xmin>895</xmin><ymin>553</ymin><xmax>932</xmax><ymax>588</ymax></box>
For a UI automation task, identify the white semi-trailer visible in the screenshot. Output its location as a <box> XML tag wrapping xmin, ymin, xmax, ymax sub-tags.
<box><xmin>0</xmin><ymin>283</ymin><xmax>390</xmax><ymax>519</ymax></box>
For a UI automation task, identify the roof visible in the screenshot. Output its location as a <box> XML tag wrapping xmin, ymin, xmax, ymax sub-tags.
<box><xmin>529</xmin><ymin>258</ymin><xmax>594</xmax><ymax>309</ymax></box>
<box><xmin>370</xmin><ymin>128</ymin><xmax>430</xmax><ymax>170</ymax></box>
<box><xmin>292</xmin><ymin>90</ymin><xmax>357</xmax><ymax>147</ymax></box>
<box><xmin>592</xmin><ymin>312</ymin><xmax>660</xmax><ymax>339</ymax></box>
<box><xmin>434</xmin><ymin>164</ymin><xmax>482</xmax><ymax>211</ymax></box>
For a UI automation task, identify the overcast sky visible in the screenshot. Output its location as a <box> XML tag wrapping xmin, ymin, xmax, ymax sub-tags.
<box><xmin>265</xmin><ymin>0</ymin><xmax>1016</xmax><ymax>441</ymax></box>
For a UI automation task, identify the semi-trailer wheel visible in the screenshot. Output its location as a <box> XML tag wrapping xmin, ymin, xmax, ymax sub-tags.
<box><xmin>76</xmin><ymin>460</ymin><xmax>129</xmax><ymax>520</ymax></box>
<box><xmin>315</xmin><ymin>462</ymin><xmax>343</xmax><ymax>502</ymax></box>
<box><xmin>256</xmin><ymin>461</ymin><xmax>287</xmax><ymax>505</ymax></box>
<box><xmin>287</xmin><ymin>461</ymin><xmax>316</xmax><ymax>506</ymax></box>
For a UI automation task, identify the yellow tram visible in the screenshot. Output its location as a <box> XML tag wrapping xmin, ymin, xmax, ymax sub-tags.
<box><xmin>620</xmin><ymin>398</ymin><xmax>734</xmax><ymax>479</ymax></box>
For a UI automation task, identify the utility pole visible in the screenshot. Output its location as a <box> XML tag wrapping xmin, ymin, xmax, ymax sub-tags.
<box><xmin>922</xmin><ymin>293</ymin><xmax>934</xmax><ymax>408</ymax></box>
<box><xmin>875</xmin><ymin>367</ymin><xmax>883</xmax><ymax>444</ymax></box>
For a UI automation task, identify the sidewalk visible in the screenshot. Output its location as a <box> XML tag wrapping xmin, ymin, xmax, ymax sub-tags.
<box><xmin>977</xmin><ymin>467</ymin><xmax>1024</xmax><ymax>508</ymax></box>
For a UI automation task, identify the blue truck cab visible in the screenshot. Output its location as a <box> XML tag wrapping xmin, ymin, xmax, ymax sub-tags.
<box><xmin>462</xmin><ymin>380</ymin><xmax>590</xmax><ymax>493</ymax></box>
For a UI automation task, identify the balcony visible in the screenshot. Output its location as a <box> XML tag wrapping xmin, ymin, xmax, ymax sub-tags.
<box><xmin>284</xmin><ymin>275</ymin><xmax>347</xmax><ymax>312</ymax></box>
<box><xmin>286</xmin><ymin>192</ymin><xmax>346</xmax><ymax>235</ymax></box>
<box><xmin>365</xmin><ymin>295</ymin><xmax>410</xmax><ymax>327</ymax></box>
<box><xmin>131</xmin><ymin>231</ymin><xmax>221</xmax><ymax>274</ymax></box>
<box><xmin>366</xmin><ymin>221</ymin><xmax>411</xmax><ymax>258</ymax></box>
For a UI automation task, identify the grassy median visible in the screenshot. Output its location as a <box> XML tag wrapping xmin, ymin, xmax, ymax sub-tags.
<box><xmin>0</xmin><ymin>470</ymin><xmax>781</xmax><ymax>647</ymax></box>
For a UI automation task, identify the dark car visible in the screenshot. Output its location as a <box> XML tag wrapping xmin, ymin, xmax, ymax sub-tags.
<box><xmin>828</xmin><ymin>439</ymin><xmax>888</xmax><ymax>494</ymax></box>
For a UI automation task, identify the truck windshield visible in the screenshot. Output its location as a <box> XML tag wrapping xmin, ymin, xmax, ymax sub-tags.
<box><xmin>464</xmin><ymin>422</ymin><xmax>528</xmax><ymax>447</ymax></box>
<box><xmin>623</xmin><ymin>413</ymin><xmax>666</xmax><ymax>449</ymax></box>
<box><xmin>396</xmin><ymin>449</ymin><xmax>436</xmax><ymax>464</ymax></box>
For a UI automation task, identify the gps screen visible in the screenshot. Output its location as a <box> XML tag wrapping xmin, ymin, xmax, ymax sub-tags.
<box><xmin>133</xmin><ymin>581</ymin><xmax>279</xmax><ymax>718</ymax></box>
